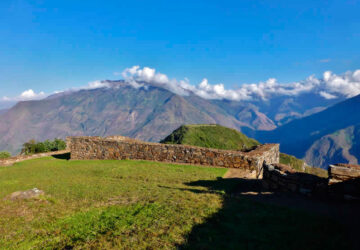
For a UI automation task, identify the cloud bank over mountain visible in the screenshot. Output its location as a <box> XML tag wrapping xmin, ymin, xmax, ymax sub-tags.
<box><xmin>122</xmin><ymin>66</ymin><xmax>360</xmax><ymax>101</ymax></box>
<box><xmin>2</xmin><ymin>66</ymin><xmax>360</xmax><ymax>108</ymax></box>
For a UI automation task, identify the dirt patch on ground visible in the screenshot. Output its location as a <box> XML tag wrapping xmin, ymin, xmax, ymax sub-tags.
<box><xmin>223</xmin><ymin>168</ymin><xmax>257</xmax><ymax>179</ymax></box>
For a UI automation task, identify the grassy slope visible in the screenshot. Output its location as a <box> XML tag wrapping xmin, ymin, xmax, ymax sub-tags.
<box><xmin>0</xmin><ymin>157</ymin><xmax>348</xmax><ymax>249</ymax></box>
<box><xmin>161</xmin><ymin>124</ymin><xmax>260</xmax><ymax>150</ymax></box>
<box><xmin>161</xmin><ymin>124</ymin><xmax>326</xmax><ymax>177</ymax></box>
<box><xmin>280</xmin><ymin>153</ymin><xmax>328</xmax><ymax>178</ymax></box>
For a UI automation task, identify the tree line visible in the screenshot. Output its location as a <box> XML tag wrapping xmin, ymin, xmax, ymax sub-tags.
<box><xmin>0</xmin><ymin>138</ymin><xmax>66</xmax><ymax>159</ymax></box>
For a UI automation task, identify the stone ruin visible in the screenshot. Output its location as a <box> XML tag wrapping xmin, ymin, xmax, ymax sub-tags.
<box><xmin>67</xmin><ymin>136</ymin><xmax>280</xmax><ymax>178</ymax></box>
<box><xmin>263</xmin><ymin>162</ymin><xmax>360</xmax><ymax>200</ymax></box>
<box><xmin>328</xmin><ymin>164</ymin><xmax>360</xmax><ymax>200</ymax></box>
<box><xmin>65</xmin><ymin>135</ymin><xmax>360</xmax><ymax>200</ymax></box>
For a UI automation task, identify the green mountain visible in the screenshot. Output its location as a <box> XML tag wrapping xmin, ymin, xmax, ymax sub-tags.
<box><xmin>160</xmin><ymin>124</ymin><xmax>260</xmax><ymax>151</ymax></box>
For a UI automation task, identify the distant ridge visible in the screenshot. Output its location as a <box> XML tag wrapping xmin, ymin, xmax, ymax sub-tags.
<box><xmin>0</xmin><ymin>109</ymin><xmax>8</xmax><ymax>115</ymax></box>
<box><xmin>256</xmin><ymin>94</ymin><xmax>360</xmax><ymax>168</ymax></box>
<box><xmin>161</xmin><ymin>124</ymin><xmax>260</xmax><ymax>151</ymax></box>
<box><xmin>0</xmin><ymin>84</ymin><xmax>273</xmax><ymax>154</ymax></box>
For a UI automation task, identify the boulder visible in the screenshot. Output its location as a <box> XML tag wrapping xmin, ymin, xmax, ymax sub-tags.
<box><xmin>6</xmin><ymin>188</ymin><xmax>45</xmax><ymax>200</ymax></box>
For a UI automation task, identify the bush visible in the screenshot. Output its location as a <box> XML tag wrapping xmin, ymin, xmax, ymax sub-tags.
<box><xmin>21</xmin><ymin>138</ymin><xmax>66</xmax><ymax>155</ymax></box>
<box><xmin>0</xmin><ymin>151</ymin><xmax>11</xmax><ymax>159</ymax></box>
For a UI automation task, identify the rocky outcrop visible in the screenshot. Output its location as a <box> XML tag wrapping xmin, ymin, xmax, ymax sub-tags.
<box><xmin>67</xmin><ymin>136</ymin><xmax>279</xmax><ymax>177</ymax></box>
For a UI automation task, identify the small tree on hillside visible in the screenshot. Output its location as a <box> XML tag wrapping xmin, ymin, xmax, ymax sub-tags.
<box><xmin>0</xmin><ymin>151</ymin><xmax>11</xmax><ymax>159</ymax></box>
<box><xmin>53</xmin><ymin>138</ymin><xmax>66</xmax><ymax>151</ymax></box>
<box><xmin>21</xmin><ymin>139</ymin><xmax>37</xmax><ymax>155</ymax></box>
<box><xmin>21</xmin><ymin>138</ymin><xmax>67</xmax><ymax>155</ymax></box>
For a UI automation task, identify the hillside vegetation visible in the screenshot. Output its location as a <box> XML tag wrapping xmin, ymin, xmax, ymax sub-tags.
<box><xmin>0</xmin><ymin>156</ymin><xmax>348</xmax><ymax>249</ymax></box>
<box><xmin>161</xmin><ymin>124</ymin><xmax>260</xmax><ymax>150</ymax></box>
<box><xmin>21</xmin><ymin>138</ymin><xmax>66</xmax><ymax>155</ymax></box>
<box><xmin>0</xmin><ymin>151</ymin><xmax>11</xmax><ymax>159</ymax></box>
<box><xmin>280</xmin><ymin>153</ymin><xmax>328</xmax><ymax>178</ymax></box>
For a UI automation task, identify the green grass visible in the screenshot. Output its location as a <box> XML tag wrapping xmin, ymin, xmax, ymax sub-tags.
<box><xmin>280</xmin><ymin>153</ymin><xmax>328</xmax><ymax>178</ymax></box>
<box><xmin>161</xmin><ymin>124</ymin><xmax>260</xmax><ymax>150</ymax></box>
<box><xmin>280</xmin><ymin>153</ymin><xmax>305</xmax><ymax>171</ymax></box>
<box><xmin>0</xmin><ymin>156</ymin><xmax>347</xmax><ymax>249</ymax></box>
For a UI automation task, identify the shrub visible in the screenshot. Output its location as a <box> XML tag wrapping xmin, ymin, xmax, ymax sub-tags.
<box><xmin>0</xmin><ymin>151</ymin><xmax>11</xmax><ymax>159</ymax></box>
<box><xmin>21</xmin><ymin>138</ymin><xmax>66</xmax><ymax>155</ymax></box>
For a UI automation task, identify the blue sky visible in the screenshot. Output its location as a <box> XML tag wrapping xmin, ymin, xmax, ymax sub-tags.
<box><xmin>0</xmin><ymin>0</ymin><xmax>359</xmax><ymax>102</ymax></box>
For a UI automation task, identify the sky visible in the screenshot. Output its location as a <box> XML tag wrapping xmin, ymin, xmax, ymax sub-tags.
<box><xmin>0</xmin><ymin>0</ymin><xmax>360</xmax><ymax>107</ymax></box>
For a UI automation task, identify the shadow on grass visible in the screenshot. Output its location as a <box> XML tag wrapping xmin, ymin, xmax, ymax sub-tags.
<box><xmin>177</xmin><ymin>177</ymin><xmax>352</xmax><ymax>250</ymax></box>
<box><xmin>51</xmin><ymin>152</ymin><xmax>71</xmax><ymax>160</ymax></box>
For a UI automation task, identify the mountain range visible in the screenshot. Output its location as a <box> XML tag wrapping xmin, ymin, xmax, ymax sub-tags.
<box><xmin>256</xmin><ymin>94</ymin><xmax>360</xmax><ymax>168</ymax></box>
<box><xmin>0</xmin><ymin>81</ymin><xmax>274</xmax><ymax>154</ymax></box>
<box><xmin>0</xmin><ymin>109</ymin><xmax>8</xmax><ymax>116</ymax></box>
<box><xmin>0</xmin><ymin>80</ymin><xmax>357</xmax><ymax>169</ymax></box>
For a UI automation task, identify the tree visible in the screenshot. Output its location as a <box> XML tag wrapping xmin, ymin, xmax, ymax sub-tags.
<box><xmin>20</xmin><ymin>138</ymin><xmax>66</xmax><ymax>155</ymax></box>
<box><xmin>0</xmin><ymin>151</ymin><xmax>11</xmax><ymax>159</ymax></box>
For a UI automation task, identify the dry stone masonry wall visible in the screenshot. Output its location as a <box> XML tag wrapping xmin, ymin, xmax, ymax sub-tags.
<box><xmin>263</xmin><ymin>162</ymin><xmax>360</xmax><ymax>200</ymax></box>
<box><xmin>262</xmin><ymin>163</ymin><xmax>328</xmax><ymax>196</ymax></box>
<box><xmin>67</xmin><ymin>136</ymin><xmax>279</xmax><ymax>177</ymax></box>
<box><xmin>328</xmin><ymin>164</ymin><xmax>360</xmax><ymax>200</ymax></box>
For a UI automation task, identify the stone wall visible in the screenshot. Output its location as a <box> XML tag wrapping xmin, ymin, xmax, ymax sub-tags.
<box><xmin>262</xmin><ymin>163</ymin><xmax>328</xmax><ymax>196</ymax></box>
<box><xmin>263</xmin><ymin>162</ymin><xmax>360</xmax><ymax>200</ymax></box>
<box><xmin>0</xmin><ymin>150</ymin><xmax>70</xmax><ymax>167</ymax></box>
<box><xmin>328</xmin><ymin>164</ymin><xmax>360</xmax><ymax>200</ymax></box>
<box><xmin>67</xmin><ymin>136</ymin><xmax>279</xmax><ymax>177</ymax></box>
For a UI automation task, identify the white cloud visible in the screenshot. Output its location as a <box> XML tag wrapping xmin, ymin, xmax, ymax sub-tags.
<box><xmin>1</xmin><ymin>89</ymin><xmax>46</xmax><ymax>102</ymax></box>
<box><xmin>20</xmin><ymin>89</ymin><xmax>45</xmax><ymax>99</ymax></box>
<box><xmin>3</xmin><ymin>67</ymin><xmax>360</xmax><ymax>105</ymax></box>
<box><xmin>121</xmin><ymin>66</ymin><xmax>360</xmax><ymax>101</ymax></box>
<box><xmin>319</xmin><ymin>59</ymin><xmax>331</xmax><ymax>63</ymax></box>
<box><xmin>122</xmin><ymin>65</ymin><xmax>189</xmax><ymax>95</ymax></box>
<box><xmin>1</xmin><ymin>80</ymin><xmax>112</xmax><ymax>104</ymax></box>
<box><xmin>319</xmin><ymin>91</ymin><xmax>337</xmax><ymax>99</ymax></box>
<box><xmin>86</xmin><ymin>80</ymin><xmax>111</xmax><ymax>89</ymax></box>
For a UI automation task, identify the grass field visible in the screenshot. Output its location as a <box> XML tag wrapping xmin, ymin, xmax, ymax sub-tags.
<box><xmin>0</xmin><ymin>155</ymin><xmax>349</xmax><ymax>249</ymax></box>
